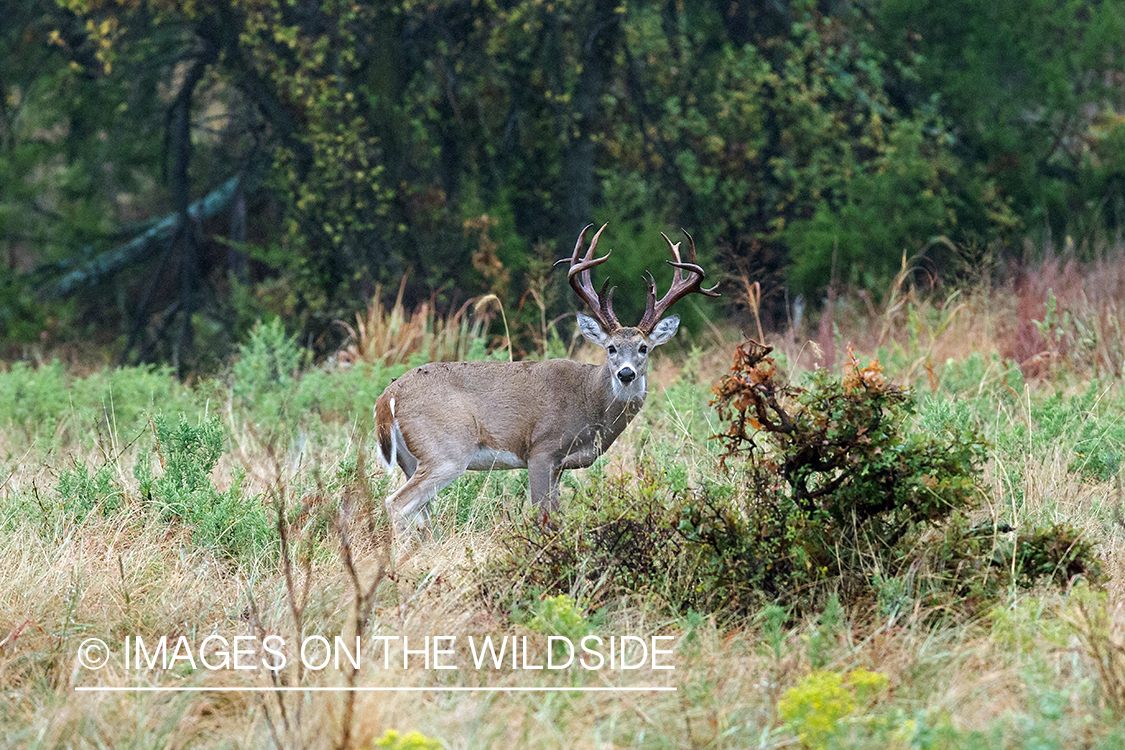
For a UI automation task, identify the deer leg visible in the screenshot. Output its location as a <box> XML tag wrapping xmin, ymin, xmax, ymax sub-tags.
<box><xmin>386</xmin><ymin>458</ymin><xmax>468</xmax><ymax>537</ymax></box>
<box><xmin>391</xmin><ymin>421</ymin><xmax>418</xmax><ymax>478</ymax></box>
<box><xmin>528</xmin><ymin>454</ymin><xmax>563</xmax><ymax>515</ymax></box>
<box><xmin>397</xmin><ymin>450</ymin><xmax>418</xmax><ymax>479</ymax></box>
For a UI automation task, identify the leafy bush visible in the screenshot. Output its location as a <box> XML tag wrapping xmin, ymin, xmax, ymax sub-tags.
<box><xmin>485</xmin><ymin>340</ymin><xmax>1098</xmax><ymax>622</ymax></box>
<box><xmin>56</xmin><ymin>462</ymin><xmax>121</xmax><ymax>522</ymax></box>
<box><xmin>935</xmin><ymin>518</ymin><xmax>1100</xmax><ymax>600</ymax></box>
<box><xmin>694</xmin><ymin>341</ymin><xmax>988</xmax><ymax>609</ymax></box>
<box><xmin>483</xmin><ymin>462</ymin><xmax>695</xmax><ymax>615</ymax></box>
<box><xmin>140</xmin><ymin>415</ymin><xmax>271</xmax><ymax>560</ymax></box>
<box><xmin>1010</xmin><ymin>524</ymin><xmax>1100</xmax><ymax>587</ymax></box>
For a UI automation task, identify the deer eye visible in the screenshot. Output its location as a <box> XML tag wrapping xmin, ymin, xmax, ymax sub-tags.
<box><xmin>639</xmin><ymin>344</ymin><xmax>648</xmax><ymax>354</ymax></box>
<box><xmin>607</xmin><ymin>345</ymin><xmax>617</xmax><ymax>355</ymax></box>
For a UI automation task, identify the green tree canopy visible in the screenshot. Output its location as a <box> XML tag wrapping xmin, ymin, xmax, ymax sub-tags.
<box><xmin>2</xmin><ymin>0</ymin><xmax>1123</xmax><ymax>366</ymax></box>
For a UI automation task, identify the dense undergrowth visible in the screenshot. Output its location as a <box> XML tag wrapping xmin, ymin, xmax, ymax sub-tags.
<box><xmin>3</xmin><ymin>275</ymin><xmax>1125</xmax><ymax>748</ymax></box>
<box><xmin>483</xmin><ymin>342</ymin><xmax>1097</xmax><ymax>626</ymax></box>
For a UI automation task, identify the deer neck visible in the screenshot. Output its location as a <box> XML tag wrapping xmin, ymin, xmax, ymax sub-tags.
<box><xmin>588</xmin><ymin>362</ymin><xmax>646</xmax><ymax>439</ymax></box>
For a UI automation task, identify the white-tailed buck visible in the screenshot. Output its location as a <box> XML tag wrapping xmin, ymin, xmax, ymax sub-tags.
<box><xmin>375</xmin><ymin>223</ymin><xmax>718</xmax><ymax>537</ymax></box>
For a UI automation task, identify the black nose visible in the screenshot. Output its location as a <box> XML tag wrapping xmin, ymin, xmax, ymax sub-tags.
<box><xmin>617</xmin><ymin>367</ymin><xmax>636</xmax><ymax>384</ymax></box>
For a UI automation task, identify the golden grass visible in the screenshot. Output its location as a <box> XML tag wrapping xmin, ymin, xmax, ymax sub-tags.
<box><xmin>8</xmin><ymin>263</ymin><xmax>1125</xmax><ymax>747</ymax></box>
<box><xmin>334</xmin><ymin>279</ymin><xmax>508</xmax><ymax>368</ymax></box>
<box><xmin>1</xmin><ymin>492</ymin><xmax>1121</xmax><ymax>748</ymax></box>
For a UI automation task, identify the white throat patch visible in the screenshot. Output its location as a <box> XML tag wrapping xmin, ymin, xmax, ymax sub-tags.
<box><xmin>611</xmin><ymin>371</ymin><xmax>647</xmax><ymax>400</ymax></box>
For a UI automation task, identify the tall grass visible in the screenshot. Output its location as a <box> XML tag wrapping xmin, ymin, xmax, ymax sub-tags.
<box><xmin>334</xmin><ymin>278</ymin><xmax>509</xmax><ymax>367</ymax></box>
<box><xmin>4</xmin><ymin>252</ymin><xmax>1125</xmax><ymax>747</ymax></box>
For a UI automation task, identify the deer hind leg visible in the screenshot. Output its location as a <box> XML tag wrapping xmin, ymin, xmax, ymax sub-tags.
<box><xmin>386</xmin><ymin>457</ymin><xmax>469</xmax><ymax>538</ymax></box>
<box><xmin>392</xmin><ymin>421</ymin><xmax>418</xmax><ymax>478</ymax></box>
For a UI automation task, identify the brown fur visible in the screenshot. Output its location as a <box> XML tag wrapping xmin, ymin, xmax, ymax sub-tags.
<box><xmin>373</xmin><ymin>325</ymin><xmax>667</xmax><ymax>538</ymax></box>
<box><xmin>374</xmin><ymin>396</ymin><xmax>395</xmax><ymax>468</ymax></box>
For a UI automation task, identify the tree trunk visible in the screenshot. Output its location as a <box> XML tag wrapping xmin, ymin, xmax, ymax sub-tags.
<box><xmin>558</xmin><ymin>0</ymin><xmax>621</xmax><ymax>255</ymax></box>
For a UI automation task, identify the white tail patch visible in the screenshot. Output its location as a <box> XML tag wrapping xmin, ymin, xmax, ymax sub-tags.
<box><xmin>387</xmin><ymin>397</ymin><xmax>398</xmax><ymax>475</ymax></box>
<box><xmin>376</xmin><ymin>397</ymin><xmax>399</xmax><ymax>475</ymax></box>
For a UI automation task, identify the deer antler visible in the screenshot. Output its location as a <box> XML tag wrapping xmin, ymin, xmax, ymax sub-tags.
<box><xmin>636</xmin><ymin>229</ymin><xmax>720</xmax><ymax>334</ymax></box>
<box><xmin>556</xmin><ymin>222</ymin><xmax>621</xmax><ymax>332</ymax></box>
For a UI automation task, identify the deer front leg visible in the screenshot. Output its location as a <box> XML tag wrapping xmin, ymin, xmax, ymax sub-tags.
<box><xmin>528</xmin><ymin>453</ymin><xmax>563</xmax><ymax>515</ymax></box>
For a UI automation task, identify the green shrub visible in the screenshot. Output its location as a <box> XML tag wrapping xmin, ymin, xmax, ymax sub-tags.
<box><xmin>294</xmin><ymin>361</ymin><xmax>404</xmax><ymax>421</ymax></box>
<box><xmin>0</xmin><ymin>361</ymin><xmax>69</xmax><ymax>442</ymax></box>
<box><xmin>1008</xmin><ymin>523</ymin><xmax>1100</xmax><ymax>587</ymax></box>
<box><xmin>232</xmin><ymin>318</ymin><xmax>307</xmax><ymax>441</ymax></box>
<box><xmin>482</xmin><ymin>460</ymin><xmax>699</xmax><ymax>615</ymax></box>
<box><xmin>57</xmin><ymin>462</ymin><xmax>122</xmax><ymax>521</ymax></box>
<box><xmin>72</xmin><ymin>364</ymin><xmax>200</xmax><ymax>437</ymax></box>
<box><xmin>695</xmin><ymin>341</ymin><xmax>988</xmax><ymax>610</ymax></box>
<box><xmin>371</xmin><ymin>729</ymin><xmax>443</xmax><ymax>750</ymax></box>
<box><xmin>527</xmin><ymin>594</ymin><xmax>591</xmax><ymax>664</ymax></box>
<box><xmin>142</xmin><ymin>415</ymin><xmax>271</xmax><ymax>560</ymax></box>
<box><xmin>1032</xmin><ymin>386</ymin><xmax>1125</xmax><ymax>482</ymax></box>
<box><xmin>485</xmin><ymin>341</ymin><xmax>1098</xmax><ymax>623</ymax></box>
<box><xmin>0</xmin><ymin>361</ymin><xmax>199</xmax><ymax>447</ymax></box>
<box><xmin>232</xmin><ymin>317</ymin><xmax>410</xmax><ymax>441</ymax></box>
<box><xmin>935</xmin><ymin>352</ymin><xmax>1024</xmax><ymax>398</ymax></box>
<box><xmin>937</xmin><ymin>519</ymin><xmax>1100</xmax><ymax>599</ymax></box>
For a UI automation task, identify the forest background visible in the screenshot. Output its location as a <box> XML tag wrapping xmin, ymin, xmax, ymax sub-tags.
<box><xmin>7</xmin><ymin>3</ymin><xmax>1125</xmax><ymax>746</ymax></box>
<box><xmin>3</xmin><ymin>0</ymin><xmax>1125</xmax><ymax>368</ymax></box>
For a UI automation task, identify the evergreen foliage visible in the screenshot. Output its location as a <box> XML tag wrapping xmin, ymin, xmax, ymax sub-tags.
<box><xmin>1</xmin><ymin>0</ymin><xmax>1123</xmax><ymax>363</ymax></box>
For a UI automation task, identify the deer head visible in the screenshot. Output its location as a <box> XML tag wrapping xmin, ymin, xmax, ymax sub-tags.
<box><xmin>559</xmin><ymin>222</ymin><xmax>720</xmax><ymax>397</ymax></box>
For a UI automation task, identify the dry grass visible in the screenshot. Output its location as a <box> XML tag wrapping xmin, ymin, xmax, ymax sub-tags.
<box><xmin>8</xmin><ymin>255</ymin><xmax>1125</xmax><ymax>747</ymax></box>
<box><xmin>333</xmin><ymin>278</ymin><xmax>509</xmax><ymax>368</ymax></box>
<box><xmin>2</xmin><ymin>433</ymin><xmax>1123</xmax><ymax>748</ymax></box>
<box><xmin>769</xmin><ymin>247</ymin><xmax>1125</xmax><ymax>388</ymax></box>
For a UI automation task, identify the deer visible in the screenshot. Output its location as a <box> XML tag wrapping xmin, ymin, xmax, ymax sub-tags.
<box><xmin>374</xmin><ymin>223</ymin><xmax>719</xmax><ymax>538</ymax></box>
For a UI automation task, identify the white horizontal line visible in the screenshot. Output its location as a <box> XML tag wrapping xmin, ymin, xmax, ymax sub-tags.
<box><xmin>76</xmin><ymin>686</ymin><xmax>676</xmax><ymax>693</ymax></box>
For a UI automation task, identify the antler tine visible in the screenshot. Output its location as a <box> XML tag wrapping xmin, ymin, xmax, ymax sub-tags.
<box><xmin>640</xmin><ymin>271</ymin><xmax>658</xmax><ymax>329</ymax></box>
<box><xmin>557</xmin><ymin>222</ymin><xmax>620</xmax><ymax>332</ymax></box>
<box><xmin>563</xmin><ymin>222</ymin><xmax>594</xmax><ymax>266</ymax></box>
<box><xmin>597</xmin><ymin>278</ymin><xmax>620</xmax><ymax>331</ymax></box>
<box><xmin>670</xmin><ymin>230</ymin><xmax>719</xmax><ymax>294</ymax></box>
<box><xmin>637</xmin><ymin>229</ymin><xmax>720</xmax><ymax>333</ymax></box>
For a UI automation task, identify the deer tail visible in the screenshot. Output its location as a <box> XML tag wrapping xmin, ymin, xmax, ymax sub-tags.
<box><xmin>375</xmin><ymin>396</ymin><xmax>397</xmax><ymax>474</ymax></box>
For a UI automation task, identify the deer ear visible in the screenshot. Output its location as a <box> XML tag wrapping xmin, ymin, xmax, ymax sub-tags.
<box><xmin>576</xmin><ymin>313</ymin><xmax>608</xmax><ymax>345</ymax></box>
<box><xmin>647</xmin><ymin>315</ymin><xmax>680</xmax><ymax>346</ymax></box>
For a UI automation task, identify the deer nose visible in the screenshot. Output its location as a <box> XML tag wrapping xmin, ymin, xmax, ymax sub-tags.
<box><xmin>617</xmin><ymin>367</ymin><xmax>636</xmax><ymax>384</ymax></box>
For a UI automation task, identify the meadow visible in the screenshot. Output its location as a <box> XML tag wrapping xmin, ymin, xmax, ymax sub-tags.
<box><xmin>3</xmin><ymin>255</ymin><xmax>1125</xmax><ymax>750</ymax></box>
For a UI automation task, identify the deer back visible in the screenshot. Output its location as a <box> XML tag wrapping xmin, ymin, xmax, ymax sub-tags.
<box><xmin>375</xmin><ymin>358</ymin><xmax>636</xmax><ymax>465</ymax></box>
